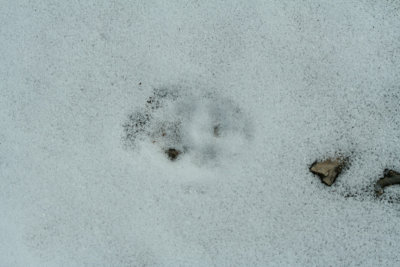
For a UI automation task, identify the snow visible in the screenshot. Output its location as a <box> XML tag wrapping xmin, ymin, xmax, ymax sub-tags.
<box><xmin>1</xmin><ymin>0</ymin><xmax>400</xmax><ymax>266</ymax></box>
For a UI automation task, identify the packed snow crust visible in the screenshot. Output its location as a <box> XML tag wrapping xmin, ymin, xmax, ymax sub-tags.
<box><xmin>1</xmin><ymin>0</ymin><xmax>400</xmax><ymax>266</ymax></box>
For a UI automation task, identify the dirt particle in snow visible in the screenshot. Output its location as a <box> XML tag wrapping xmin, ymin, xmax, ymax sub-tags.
<box><xmin>165</xmin><ymin>148</ymin><xmax>181</xmax><ymax>161</ymax></box>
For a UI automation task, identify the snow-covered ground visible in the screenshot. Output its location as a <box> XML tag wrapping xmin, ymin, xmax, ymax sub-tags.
<box><xmin>1</xmin><ymin>0</ymin><xmax>400</xmax><ymax>266</ymax></box>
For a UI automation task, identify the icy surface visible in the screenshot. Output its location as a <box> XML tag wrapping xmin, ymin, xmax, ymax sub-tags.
<box><xmin>1</xmin><ymin>0</ymin><xmax>400</xmax><ymax>266</ymax></box>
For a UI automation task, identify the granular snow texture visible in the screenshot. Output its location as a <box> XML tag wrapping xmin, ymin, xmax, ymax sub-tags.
<box><xmin>1</xmin><ymin>0</ymin><xmax>400</xmax><ymax>266</ymax></box>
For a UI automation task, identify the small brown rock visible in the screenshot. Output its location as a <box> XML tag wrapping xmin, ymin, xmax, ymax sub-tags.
<box><xmin>165</xmin><ymin>148</ymin><xmax>181</xmax><ymax>161</ymax></box>
<box><xmin>310</xmin><ymin>157</ymin><xmax>347</xmax><ymax>186</ymax></box>
<box><xmin>375</xmin><ymin>169</ymin><xmax>400</xmax><ymax>196</ymax></box>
